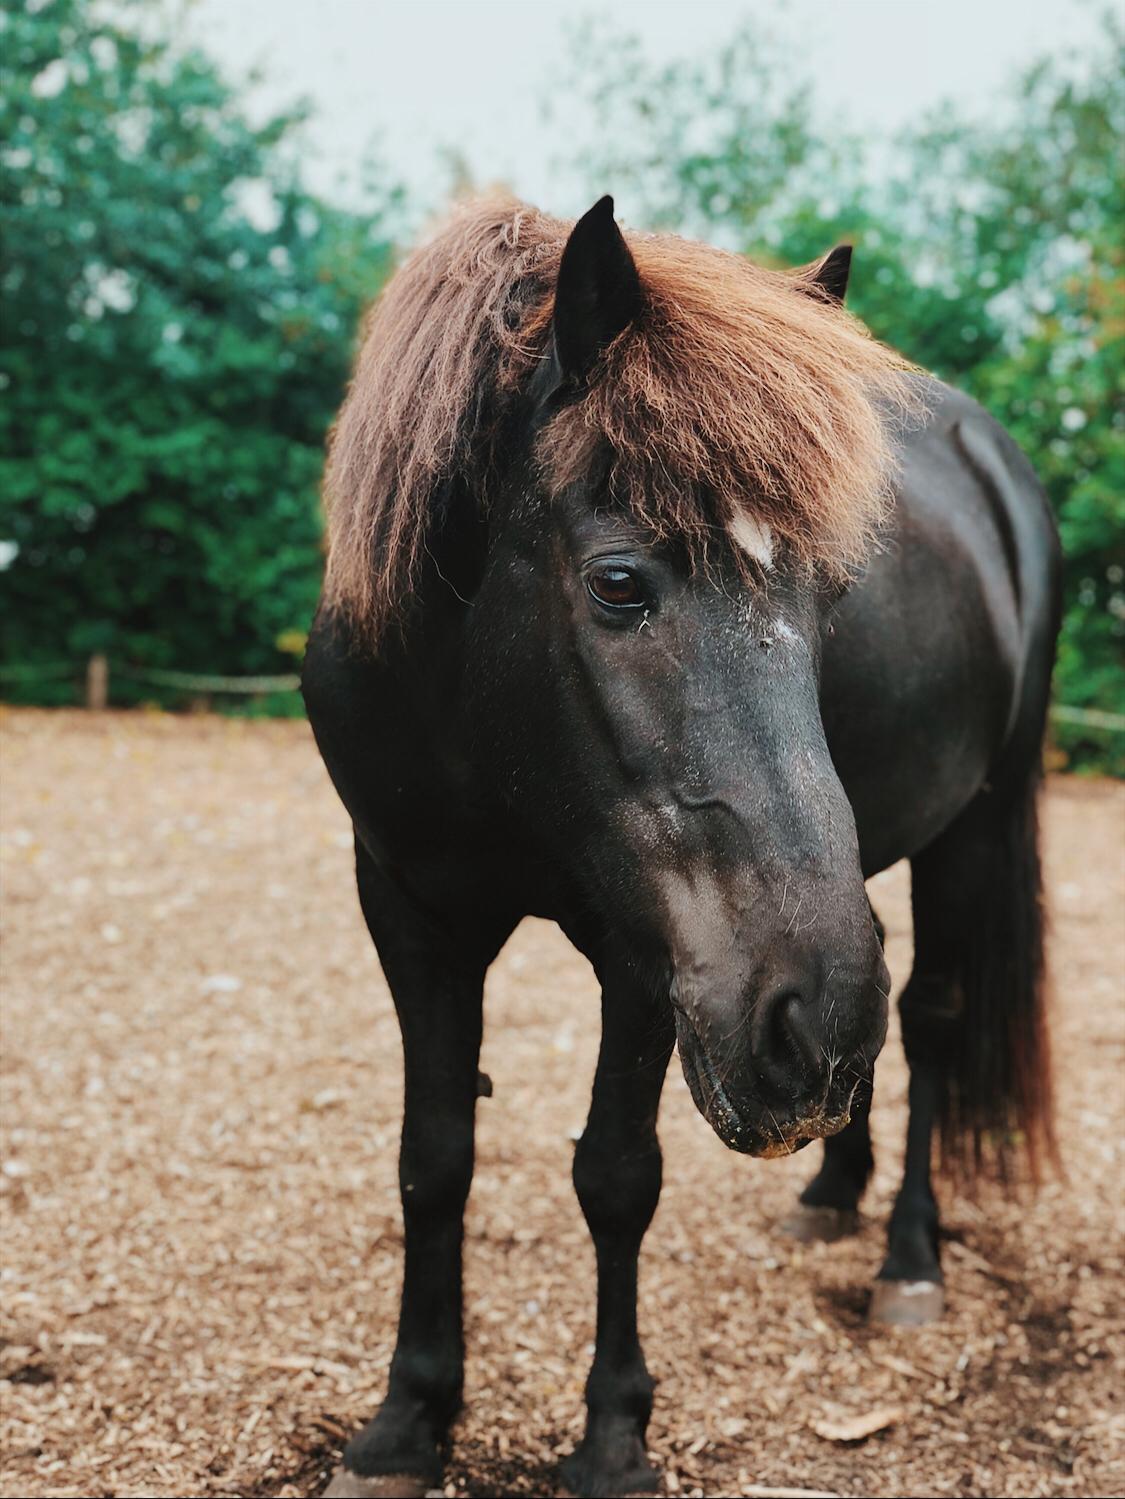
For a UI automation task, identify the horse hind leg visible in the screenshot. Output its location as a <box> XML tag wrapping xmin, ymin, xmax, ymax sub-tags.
<box><xmin>870</xmin><ymin>761</ymin><xmax>1053</xmax><ymax>1326</ymax></box>
<box><xmin>869</xmin><ymin>862</ymin><xmax>965</xmax><ymax>1325</ymax></box>
<box><xmin>781</xmin><ymin>899</ymin><xmax>883</xmax><ymax>1242</ymax></box>
<box><xmin>867</xmin><ymin>993</ymin><xmax>946</xmax><ymax>1325</ymax></box>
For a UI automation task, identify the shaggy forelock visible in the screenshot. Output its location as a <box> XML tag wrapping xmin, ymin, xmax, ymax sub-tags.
<box><xmin>323</xmin><ymin>195</ymin><xmax>922</xmax><ymax>639</ymax></box>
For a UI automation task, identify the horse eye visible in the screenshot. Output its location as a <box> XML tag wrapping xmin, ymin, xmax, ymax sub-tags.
<box><xmin>587</xmin><ymin>565</ymin><xmax>644</xmax><ymax>610</ymax></box>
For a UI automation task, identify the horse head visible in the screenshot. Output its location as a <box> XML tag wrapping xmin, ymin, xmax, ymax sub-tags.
<box><xmin>462</xmin><ymin>199</ymin><xmax>892</xmax><ymax>1155</ymax></box>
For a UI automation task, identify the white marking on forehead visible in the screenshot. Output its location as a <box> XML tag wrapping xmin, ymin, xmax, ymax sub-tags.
<box><xmin>774</xmin><ymin>619</ymin><xmax>800</xmax><ymax>643</ymax></box>
<box><xmin>729</xmin><ymin>512</ymin><xmax>774</xmax><ymax>569</ymax></box>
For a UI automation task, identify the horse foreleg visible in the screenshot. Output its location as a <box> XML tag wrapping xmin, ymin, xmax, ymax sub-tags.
<box><xmin>560</xmin><ymin>975</ymin><xmax>673</xmax><ymax>1499</ymax></box>
<box><xmin>326</xmin><ymin>846</ymin><xmax>501</xmax><ymax>1499</ymax></box>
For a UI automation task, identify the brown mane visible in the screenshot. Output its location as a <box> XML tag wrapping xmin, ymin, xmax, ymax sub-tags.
<box><xmin>323</xmin><ymin>195</ymin><xmax>922</xmax><ymax>639</ymax></box>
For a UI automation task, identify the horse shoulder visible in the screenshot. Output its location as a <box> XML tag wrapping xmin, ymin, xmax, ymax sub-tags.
<box><xmin>822</xmin><ymin>382</ymin><xmax>1057</xmax><ymax>872</ymax></box>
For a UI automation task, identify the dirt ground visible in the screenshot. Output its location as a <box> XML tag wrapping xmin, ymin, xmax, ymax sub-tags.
<box><xmin>1</xmin><ymin>708</ymin><xmax>1122</xmax><ymax>1499</ymax></box>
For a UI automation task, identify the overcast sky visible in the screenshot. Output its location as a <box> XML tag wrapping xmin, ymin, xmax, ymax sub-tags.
<box><xmin>187</xmin><ymin>0</ymin><xmax>1104</xmax><ymax>219</ymax></box>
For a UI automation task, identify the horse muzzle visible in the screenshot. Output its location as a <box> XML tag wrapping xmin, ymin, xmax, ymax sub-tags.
<box><xmin>673</xmin><ymin>1005</ymin><xmax>871</xmax><ymax>1157</ymax></box>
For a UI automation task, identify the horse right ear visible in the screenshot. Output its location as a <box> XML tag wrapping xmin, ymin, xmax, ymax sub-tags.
<box><xmin>548</xmin><ymin>196</ymin><xmax>641</xmax><ymax>390</ymax></box>
<box><xmin>797</xmin><ymin>244</ymin><xmax>852</xmax><ymax>305</ymax></box>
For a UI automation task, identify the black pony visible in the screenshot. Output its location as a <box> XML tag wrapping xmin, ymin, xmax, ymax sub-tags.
<box><xmin>302</xmin><ymin>196</ymin><xmax>1058</xmax><ymax>1498</ymax></box>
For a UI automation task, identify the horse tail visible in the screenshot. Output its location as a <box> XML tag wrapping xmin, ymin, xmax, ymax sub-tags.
<box><xmin>933</xmin><ymin>762</ymin><xmax>1058</xmax><ymax>1184</ymax></box>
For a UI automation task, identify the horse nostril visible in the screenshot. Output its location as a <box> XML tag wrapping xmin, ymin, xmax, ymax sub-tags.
<box><xmin>780</xmin><ymin>994</ymin><xmax>824</xmax><ymax>1077</ymax></box>
<box><xmin>752</xmin><ymin>985</ymin><xmax>826</xmax><ymax>1095</ymax></box>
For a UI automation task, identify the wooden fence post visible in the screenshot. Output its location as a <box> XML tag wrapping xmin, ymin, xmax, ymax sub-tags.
<box><xmin>86</xmin><ymin>653</ymin><xmax>108</xmax><ymax>710</ymax></box>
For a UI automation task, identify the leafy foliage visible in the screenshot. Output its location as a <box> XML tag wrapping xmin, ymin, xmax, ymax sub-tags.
<box><xmin>0</xmin><ymin>0</ymin><xmax>397</xmax><ymax>705</ymax></box>
<box><xmin>2</xmin><ymin>3</ymin><xmax>1120</xmax><ymax>768</ymax></box>
<box><xmin>560</xmin><ymin>11</ymin><xmax>1124</xmax><ymax>769</ymax></box>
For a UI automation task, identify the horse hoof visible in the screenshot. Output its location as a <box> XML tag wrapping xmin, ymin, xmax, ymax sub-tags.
<box><xmin>869</xmin><ymin>1278</ymin><xmax>945</xmax><ymax>1326</ymax></box>
<box><xmin>322</xmin><ymin>1469</ymin><xmax>430</xmax><ymax>1498</ymax></box>
<box><xmin>779</xmin><ymin>1204</ymin><xmax>860</xmax><ymax>1243</ymax></box>
<box><xmin>559</xmin><ymin>1472</ymin><xmax>661</xmax><ymax>1499</ymax></box>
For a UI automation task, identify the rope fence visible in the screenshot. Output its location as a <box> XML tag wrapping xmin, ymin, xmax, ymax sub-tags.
<box><xmin>0</xmin><ymin>656</ymin><xmax>301</xmax><ymax>704</ymax></box>
<box><xmin>1046</xmin><ymin>704</ymin><xmax>1125</xmax><ymax>733</ymax></box>
<box><xmin>0</xmin><ymin>656</ymin><xmax>1121</xmax><ymax>731</ymax></box>
<box><xmin>112</xmin><ymin>664</ymin><xmax>301</xmax><ymax>694</ymax></box>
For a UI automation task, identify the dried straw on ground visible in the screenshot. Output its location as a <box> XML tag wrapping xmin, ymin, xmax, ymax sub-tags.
<box><xmin>1</xmin><ymin>709</ymin><xmax>1122</xmax><ymax>1499</ymax></box>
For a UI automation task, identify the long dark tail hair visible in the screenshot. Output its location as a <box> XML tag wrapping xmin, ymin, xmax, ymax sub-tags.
<box><xmin>936</xmin><ymin>764</ymin><xmax>1057</xmax><ymax>1183</ymax></box>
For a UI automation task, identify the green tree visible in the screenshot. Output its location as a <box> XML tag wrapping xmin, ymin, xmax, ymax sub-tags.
<box><xmin>555</xmin><ymin>16</ymin><xmax>1002</xmax><ymax>378</ymax></box>
<box><xmin>919</xmin><ymin>26</ymin><xmax>1125</xmax><ymax>763</ymax></box>
<box><xmin>560</xmin><ymin>12</ymin><xmax>1124</xmax><ymax>769</ymax></box>
<box><xmin>0</xmin><ymin>0</ymin><xmax>398</xmax><ymax>705</ymax></box>
<box><xmin>552</xmin><ymin>18</ymin><xmax>819</xmax><ymax>244</ymax></box>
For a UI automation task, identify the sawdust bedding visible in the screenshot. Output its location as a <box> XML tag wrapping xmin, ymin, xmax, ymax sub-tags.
<box><xmin>1</xmin><ymin>710</ymin><xmax>1122</xmax><ymax>1498</ymax></box>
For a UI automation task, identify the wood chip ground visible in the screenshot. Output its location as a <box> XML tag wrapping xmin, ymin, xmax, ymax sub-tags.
<box><xmin>1</xmin><ymin>710</ymin><xmax>1122</xmax><ymax>1498</ymax></box>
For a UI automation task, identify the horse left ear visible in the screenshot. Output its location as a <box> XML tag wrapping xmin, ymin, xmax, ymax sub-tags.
<box><xmin>799</xmin><ymin>244</ymin><xmax>852</xmax><ymax>305</ymax></box>
<box><xmin>550</xmin><ymin>195</ymin><xmax>642</xmax><ymax>387</ymax></box>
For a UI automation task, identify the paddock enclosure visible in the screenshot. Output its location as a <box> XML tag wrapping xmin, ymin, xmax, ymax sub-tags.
<box><xmin>1</xmin><ymin>709</ymin><xmax>1122</xmax><ymax>1499</ymax></box>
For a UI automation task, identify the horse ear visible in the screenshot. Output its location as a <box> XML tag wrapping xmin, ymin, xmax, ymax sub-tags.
<box><xmin>551</xmin><ymin>195</ymin><xmax>641</xmax><ymax>385</ymax></box>
<box><xmin>799</xmin><ymin>244</ymin><xmax>852</xmax><ymax>305</ymax></box>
